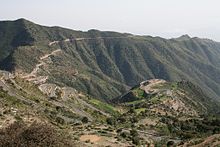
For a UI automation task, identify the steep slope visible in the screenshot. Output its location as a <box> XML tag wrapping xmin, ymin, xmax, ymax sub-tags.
<box><xmin>0</xmin><ymin>69</ymin><xmax>129</xmax><ymax>146</ymax></box>
<box><xmin>110</xmin><ymin>79</ymin><xmax>220</xmax><ymax>146</ymax></box>
<box><xmin>0</xmin><ymin>70</ymin><xmax>117</xmax><ymax>123</ymax></box>
<box><xmin>0</xmin><ymin>19</ymin><xmax>220</xmax><ymax>100</ymax></box>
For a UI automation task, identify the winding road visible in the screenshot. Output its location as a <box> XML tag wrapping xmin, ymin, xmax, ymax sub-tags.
<box><xmin>48</xmin><ymin>35</ymin><xmax>134</xmax><ymax>46</ymax></box>
<box><xmin>21</xmin><ymin>49</ymin><xmax>62</xmax><ymax>83</ymax></box>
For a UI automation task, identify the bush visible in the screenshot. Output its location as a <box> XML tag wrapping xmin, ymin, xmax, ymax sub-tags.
<box><xmin>132</xmin><ymin>136</ymin><xmax>140</xmax><ymax>145</ymax></box>
<box><xmin>130</xmin><ymin>129</ymin><xmax>138</xmax><ymax>137</ymax></box>
<box><xmin>167</xmin><ymin>140</ymin><xmax>175</xmax><ymax>147</ymax></box>
<box><xmin>131</xmin><ymin>117</ymin><xmax>138</xmax><ymax>123</ymax></box>
<box><xmin>106</xmin><ymin>117</ymin><xmax>115</xmax><ymax>125</ymax></box>
<box><xmin>117</xmin><ymin>116</ymin><xmax>126</xmax><ymax>123</ymax></box>
<box><xmin>120</xmin><ymin>131</ymin><xmax>129</xmax><ymax>138</ymax></box>
<box><xmin>56</xmin><ymin>117</ymin><xmax>65</xmax><ymax>125</ymax></box>
<box><xmin>128</xmin><ymin>107</ymin><xmax>135</xmax><ymax>114</ymax></box>
<box><xmin>116</xmin><ymin>128</ymin><xmax>122</xmax><ymax>133</ymax></box>
<box><xmin>82</xmin><ymin>117</ymin><xmax>89</xmax><ymax>123</ymax></box>
<box><xmin>0</xmin><ymin>121</ymin><xmax>73</xmax><ymax>147</ymax></box>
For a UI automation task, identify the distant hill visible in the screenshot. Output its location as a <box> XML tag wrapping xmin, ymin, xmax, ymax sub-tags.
<box><xmin>0</xmin><ymin>19</ymin><xmax>220</xmax><ymax>101</ymax></box>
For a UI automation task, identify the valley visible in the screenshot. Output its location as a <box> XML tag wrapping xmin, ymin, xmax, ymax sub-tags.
<box><xmin>0</xmin><ymin>19</ymin><xmax>220</xmax><ymax>146</ymax></box>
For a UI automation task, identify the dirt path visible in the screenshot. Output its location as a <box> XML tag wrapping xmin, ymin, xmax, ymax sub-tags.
<box><xmin>40</xmin><ymin>49</ymin><xmax>61</xmax><ymax>60</ymax></box>
<box><xmin>21</xmin><ymin>49</ymin><xmax>61</xmax><ymax>82</ymax></box>
<box><xmin>48</xmin><ymin>36</ymin><xmax>134</xmax><ymax>46</ymax></box>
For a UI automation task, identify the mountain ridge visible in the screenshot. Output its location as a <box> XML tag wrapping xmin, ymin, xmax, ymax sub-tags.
<box><xmin>0</xmin><ymin>19</ymin><xmax>220</xmax><ymax>100</ymax></box>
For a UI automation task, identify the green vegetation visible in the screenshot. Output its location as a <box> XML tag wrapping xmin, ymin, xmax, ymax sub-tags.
<box><xmin>81</xmin><ymin>116</ymin><xmax>89</xmax><ymax>123</ymax></box>
<box><xmin>125</xmin><ymin>99</ymin><xmax>145</xmax><ymax>105</ymax></box>
<box><xmin>89</xmin><ymin>98</ymin><xmax>118</xmax><ymax>115</ymax></box>
<box><xmin>132</xmin><ymin>88</ymin><xmax>146</xmax><ymax>99</ymax></box>
<box><xmin>0</xmin><ymin>88</ymin><xmax>23</xmax><ymax>108</ymax></box>
<box><xmin>1</xmin><ymin>19</ymin><xmax>220</xmax><ymax>146</ymax></box>
<box><xmin>134</xmin><ymin>108</ymin><xmax>146</xmax><ymax>114</ymax></box>
<box><xmin>1</xmin><ymin>19</ymin><xmax>220</xmax><ymax>100</ymax></box>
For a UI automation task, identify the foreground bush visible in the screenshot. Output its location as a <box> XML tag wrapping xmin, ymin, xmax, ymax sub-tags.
<box><xmin>0</xmin><ymin>121</ymin><xmax>72</xmax><ymax>147</ymax></box>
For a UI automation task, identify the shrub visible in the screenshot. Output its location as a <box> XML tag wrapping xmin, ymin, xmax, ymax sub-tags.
<box><xmin>128</xmin><ymin>107</ymin><xmax>135</xmax><ymax>114</ymax></box>
<box><xmin>116</xmin><ymin>128</ymin><xmax>122</xmax><ymax>133</ymax></box>
<box><xmin>56</xmin><ymin>117</ymin><xmax>65</xmax><ymax>125</ymax></box>
<box><xmin>106</xmin><ymin>117</ymin><xmax>116</xmax><ymax>125</ymax></box>
<box><xmin>120</xmin><ymin>131</ymin><xmax>129</xmax><ymax>138</ymax></box>
<box><xmin>131</xmin><ymin>117</ymin><xmax>138</xmax><ymax>123</ymax></box>
<box><xmin>82</xmin><ymin>117</ymin><xmax>89</xmax><ymax>123</ymax></box>
<box><xmin>117</xmin><ymin>116</ymin><xmax>126</xmax><ymax>123</ymax></box>
<box><xmin>130</xmin><ymin>129</ymin><xmax>138</xmax><ymax>137</ymax></box>
<box><xmin>167</xmin><ymin>140</ymin><xmax>175</xmax><ymax>147</ymax></box>
<box><xmin>0</xmin><ymin>121</ymin><xmax>73</xmax><ymax>147</ymax></box>
<box><xmin>132</xmin><ymin>136</ymin><xmax>140</xmax><ymax>145</ymax></box>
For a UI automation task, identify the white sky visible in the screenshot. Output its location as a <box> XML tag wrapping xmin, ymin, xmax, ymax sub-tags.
<box><xmin>1</xmin><ymin>0</ymin><xmax>220</xmax><ymax>41</ymax></box>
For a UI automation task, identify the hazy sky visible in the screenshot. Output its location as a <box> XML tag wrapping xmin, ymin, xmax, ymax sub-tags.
<box><xmin>1</xmin><ymin>0</ymin><xmax>220</xmax><ymax>41</ymax></box>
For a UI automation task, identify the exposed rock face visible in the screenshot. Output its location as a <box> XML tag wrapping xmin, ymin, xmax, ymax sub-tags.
<box><xmin>38</xmin><ymin>83</ymin><xmax>78</xmax><ymax>100</ymax></box>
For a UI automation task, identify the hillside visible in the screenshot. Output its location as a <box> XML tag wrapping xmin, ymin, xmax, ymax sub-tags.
<box><xmin>0</xmin><ymin>19</ymin><xmax>220</xmax><ymax>100</ymax></box>
<box><xmin>0</xmin><ymin>19</ymin><xmax>220</xmax><ymax>146</ymax></box>
<box><xmin>0</xmin><ymin>69</ymin><xmax>124</xmax><ymax>146</ymax></box>
<box><xmin>111</xmin><ymin>79</ymin><xmax>220</xmax><ymax>146</ymax></box>
<box><xmin>114</xmin><ymin>79</ymin><xmax>220</xmax><ymax>115</ymax></box>
<box><xmin>1</xmin><ymin>69</ymin><xmax>220</xmax><ymax>146</ymax></box>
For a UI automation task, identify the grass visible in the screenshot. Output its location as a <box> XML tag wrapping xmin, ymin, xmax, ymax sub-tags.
<box><xmin>135</xmin><ymin>108</ymin><xmax>146</xmax><ymax>114</ymax></box>
<box><xmin>150</xmin><ymin>94</ymin><xmax>168</xmax><ymax>104</ymax></box>
<box><xmin>89</xmin><ymin>99</ymin><xmax>118</xmax><ymax>115</ymax></box>
<box><xmin>0</xmin><ymin>89</ymin><xmax>23</xmax><ymax>108</ymax></box>
<box><xmin>150</xmin><ymin>96</ymin><xmax>160</xmax><ymax>104</ymax></box>
<box><xmin>125</xmin><ymin>99</ymin><xmax>145</xmax><ymax>105</ymax></box>
<box><xmin>171</xmin><ymin>82</ymin><xmax>178</xmax><ymax>90</ymax></box>
<box><xmin>14</xmin><ymin>77</ymin><xmax>45</xmax><ymax>97</ymax></box>
<box><xmin>13</xmin><ymin>77</ymin><xmax>47</xmax><ymax>103</ymax></box>
<box><xmin>156</xmin><ymin>124</ymin><xmax>170</xmax><ymax>135</ymax></box>
<box><xmin>132</xmin><ymin>88</ymin><xmax>145</xmax><ymax>99</ymax></box>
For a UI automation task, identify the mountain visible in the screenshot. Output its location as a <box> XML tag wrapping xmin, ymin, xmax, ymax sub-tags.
<box><xmin>1</xmin><ymin>19</ymin><xmax>220</xmax><ymax>146</ymax></box>
<box><xmin>0</xmin><ymin>19</ymin><xmax>220</xmax><ymax>101</ymax></box>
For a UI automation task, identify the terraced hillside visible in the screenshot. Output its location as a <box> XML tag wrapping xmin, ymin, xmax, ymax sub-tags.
<box><xmin>1</xmin><ymin>69</ymin><xmax>220</xmax><ymax>146</ymax></box>
<box><xmin>0</xmin><ymin>69</ymin><xmax>124</xmax><ymax>146</ymax></box>
<box><xmin>111</xmin><ymin>79</ymin><xmax>220</xmax><ymax>146</ymax></box>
